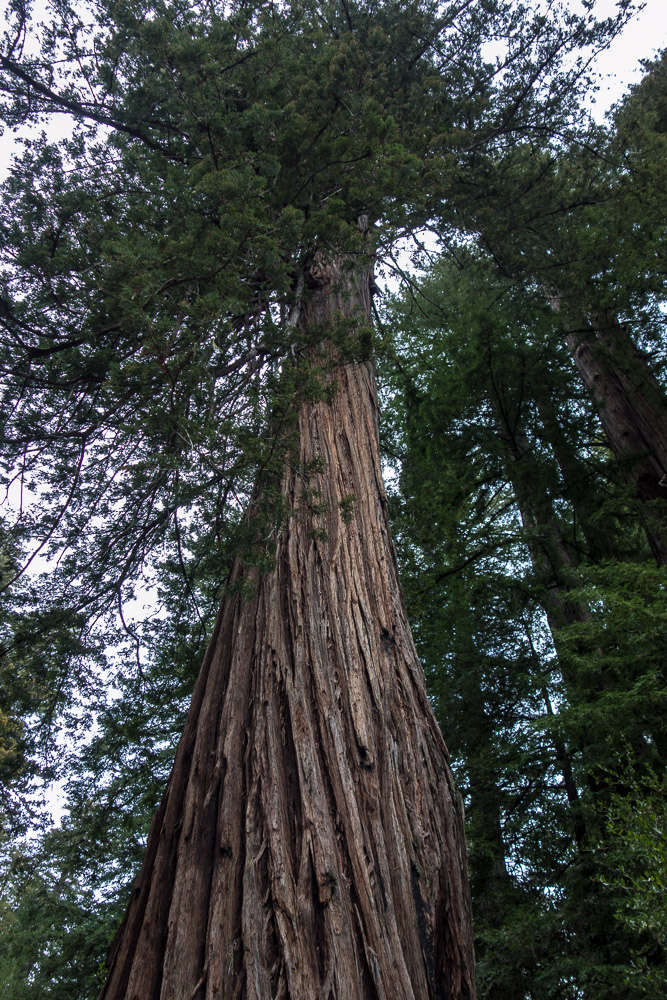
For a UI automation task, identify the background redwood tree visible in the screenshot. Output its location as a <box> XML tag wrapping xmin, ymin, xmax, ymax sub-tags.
<box><xmin>381</xmin><ymin>149</ymin><xmax>667</xmax><ymax>995</ymax></box>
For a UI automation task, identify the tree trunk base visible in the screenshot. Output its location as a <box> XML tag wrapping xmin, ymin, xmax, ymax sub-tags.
<box><xmin>100</xmin><ymin>266</ymin><xmax>475</xmax><ymax>1000</ymax></box>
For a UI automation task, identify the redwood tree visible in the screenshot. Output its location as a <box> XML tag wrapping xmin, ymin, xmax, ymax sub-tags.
<box><xmin>0</xmin><ymin>1</ymin><xmax>635</xmax><ymax>997</ymax></box>
<box><xmin>436</xmin><ymin>47</ymin><xmax>667</xmax><ymax>563</ymax></box>
<box><xmin>98</xmin><ymin>256</ymin><xmax>475</xmax><ymax>1000</ymax></box>
<box><xmin>561</xmin><ymin>311</ymin><xmax>667</xmax><ymax>564</ymax></box>
<box><xmin>382</xmin><ymin>246</ymin><xmax>667</xmax><ymax>998</ymax></box>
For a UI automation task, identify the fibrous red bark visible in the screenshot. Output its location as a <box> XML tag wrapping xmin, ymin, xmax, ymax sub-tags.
<box><xmin>100</xmin><ymin>259</ymin><xmax>475</xmax><ymax>1000</ymax></box>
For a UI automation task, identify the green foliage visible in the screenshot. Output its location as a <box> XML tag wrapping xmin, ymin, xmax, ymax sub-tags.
<box><xmin>594</xmin><ymin>766</ymin><xmax>667</xmax><ymax>998</ymax></box>
<box><xmin>0</xmin><ymin>841</ymin><xmax>123</xmax><ymax>1000</ymax></box>
<box><xmin>0</xmin><ymin>1</ymin><xmax>658</xmax><ymax>997</ymax></box>
<box><xmin>380</xmin><ymin>184</ymin><xmax>667</xmax><ymax>996</ymax></box>
<box><xmin>338</xmin><ymin>493</ymin><xmax>357</xmax><ymax>524</ymax></box>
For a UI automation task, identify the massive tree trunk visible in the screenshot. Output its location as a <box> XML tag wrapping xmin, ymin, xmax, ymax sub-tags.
<box><xmin>100</xmin><ymin>259</ymin><xmax>475</xmax><ymax>1000</ymax></box>
<box><xmin>564</xmin><ymin>311</ymin><xmax>667</xmax><ymax>564</ymax></box>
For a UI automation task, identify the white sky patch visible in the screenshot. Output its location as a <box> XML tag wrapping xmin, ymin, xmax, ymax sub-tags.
<box><xmin>588</xmin><ymin>0</ymin><xmax>667</xmax><ymax>116</ymax></box>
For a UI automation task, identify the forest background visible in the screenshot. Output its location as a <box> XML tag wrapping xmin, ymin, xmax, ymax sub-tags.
<box><xmin>0</xmin><ymin>1</ymin><xmax>666</xmax><ymax>998</ymax></box>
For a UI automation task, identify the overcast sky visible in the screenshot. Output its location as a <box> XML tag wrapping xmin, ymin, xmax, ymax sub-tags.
<box><xmin>589</xmin><ymin>0</ymin><xmax>666</xmax><ymax>115</ymax></box>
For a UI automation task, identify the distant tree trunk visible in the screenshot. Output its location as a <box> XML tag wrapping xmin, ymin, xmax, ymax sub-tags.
<box><xmin>460</xmin><ymin>677</ymin><xmax>511</xmax><ymax>928</ymax></box>
<box><xmin>492</xmin><ymin>413</ymin><xmax>590</xmax><ymax>632</ymax></box>
<box><xmin>532</xmin><ymin>386</ymin><xmax>622</xmax><ymax>563</ymax></box>
<box><xmin>100</xmin><ymin>258</ymin><xmax>475</xmax><ymax>1000</ymax></box>
<box><xmin>438</xmin><ymin>573</ymin><xmax>512</xmax><ymax>937</ymax></box>
<box><xmin>493</xmin><ymin>410</ymin><xmax>589</xmax><ymax>839</ymax></box>
<box><xmin>459</xmin><ymin>675</ymin><xmax>514</xmax><ymax>1000</ymax></box>
<box><xmin>564</xmin><ymin>311</ymin><xmax>667</xmax><ymax>564</ymax></box>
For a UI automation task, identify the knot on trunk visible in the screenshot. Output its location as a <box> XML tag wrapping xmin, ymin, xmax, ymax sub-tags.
<box><xmin>309</xmin><ymin>251</ymin><xmax>338</xmax><ymax>286</ymax></box>
<box><xmin>318</xmin><ymin>871</ymin><xmax>338</xmax><ymax>905</ymax></box>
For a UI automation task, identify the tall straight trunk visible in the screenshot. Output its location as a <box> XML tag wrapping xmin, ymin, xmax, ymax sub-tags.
<box><xmin>492</xmin><ymin>409</ymin><xmax>589</xmax><ymax>831</ymax></box>
<box><xmin>533</xmin><ymin>386</ymin><xmax>621</xmax><ymax>563</ymax></box>
<box><xmin>458</xmin><ymin>671</ymin><xmax>513</xmax><ymax>1000</ymax></box>
<box><xmin>564</xmin><ymin>310</ymin><xmax>667</xmax><ymax>564</ymax></box>
<box><xmin>492</xmin><ymin>413</ymin><xmax>589</xmax><ymax>632</ymax></box>
<box><xmin>440</xmin><ymin>573</ymin><xmax>512</xmax><ymax>937</ymax></box>
<box><xmin>100</xmin><ymin>258</ymin><xmax>475</xmax><ymax>1000</ymax></box>
<box><xmin>460</xmin><ymin>677</ymin><xmax>511</xmax><ymax>928</ymax></box>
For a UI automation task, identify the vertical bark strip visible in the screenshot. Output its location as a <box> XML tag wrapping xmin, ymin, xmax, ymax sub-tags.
<box><xmin>100</xmin><ymin>260</ymin><xmax>475</xmax><ymax>1000</ymax></box>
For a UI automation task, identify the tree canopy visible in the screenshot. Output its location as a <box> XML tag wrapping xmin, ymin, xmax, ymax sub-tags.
<box><xmin>0</xmin><ymin>2</ymin><xmax>664</xmax><ymax>998</ymax></box>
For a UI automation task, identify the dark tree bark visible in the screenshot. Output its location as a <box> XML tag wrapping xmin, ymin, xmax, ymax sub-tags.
<box><xmin>565</xmin><ymin>311</ymin><xmax>667</xmax><ymax>564</ymax></box>
<box><xmin>493</xmin><ymin>409</ymin><xmax>589</xmax><ymax>839</ymax></box>
<box><xmin>492</xmin><ymin>413</ymin><xmax>590</xmax><ymax>632</ymax></box>
<box><xmin>533</xmin><ymin>387</ymin><xmax>622</xmax><ymax>563</ymax></box>
<box><xmin>100</xmin><ymin>259</ymin><xmax>475</xmax><ymax>1000</ymax></box>
<box><xmin>460</xmin><ymin>680</ymin><xmax>511</xmax><ymax>929</ymax></box>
